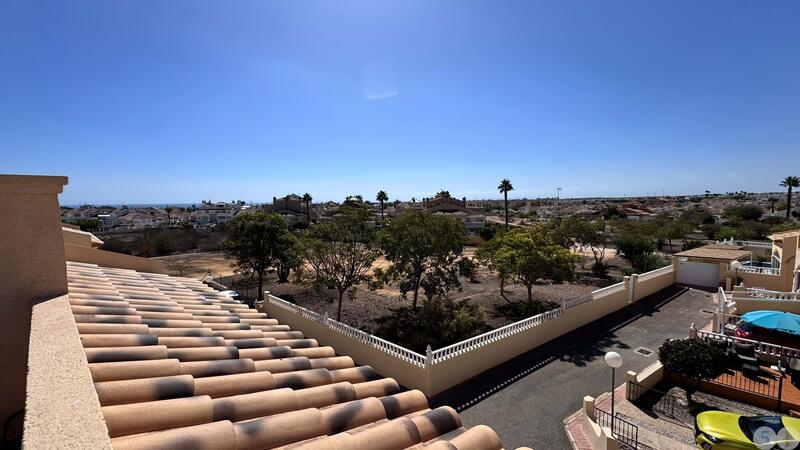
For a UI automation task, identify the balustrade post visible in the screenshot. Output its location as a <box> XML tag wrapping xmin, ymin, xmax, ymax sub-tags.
<box><xmin>323</xmin><ymin>311</ymin><xmax>329</xmax><ymax>326</ymax></box>
<box><xmin>425</xmin><ymin>345</ymin><xmax>432</xmax><ymax>367</ymax></box>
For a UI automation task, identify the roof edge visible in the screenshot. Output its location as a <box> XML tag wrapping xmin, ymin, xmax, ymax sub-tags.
<box><xmin>0</xmin><ymin>174</ymin><xmax>69</xmax><ymax>194</ymax></box>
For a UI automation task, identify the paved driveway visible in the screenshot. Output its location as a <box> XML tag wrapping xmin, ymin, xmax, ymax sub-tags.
<box><xmin>430</xmin><ymin>286</ymin><xmax>714</xmax><ymax>450</ymax></box>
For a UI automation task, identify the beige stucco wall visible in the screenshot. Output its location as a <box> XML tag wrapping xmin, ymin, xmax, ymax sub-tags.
<box><xmin>64</xmin><ymin>243</ymin><xmax>167</xmax><ymax>274</ymax></box>
<box><xmin>62</xmin><ymin>227</ymin><xmax>99</xmax><ymax>248</ymax></box>
<box><xmin>732</xmin><ymin>298</ymin><xmax>800</xmax><ymax>314</ymax></box>
<box><xmin>264</xmin><ymin>303</ymin><xmax>430</xmax><ymax>392</ymax></box>
<box><xmin>0</xmin><ymin>175</ymin><xmax>69</xmax><ymax>439</ymax></box>
<box><xmin>721</xmin><ymin>268</ymin><xmax>793</xmax><ymax>291</ymax></box>
<box><xmin>268</xmin><ymin>269</ymin><xmax>675</xmax><ymax>397</ymax></box>
<box><xmin>23</xmin><ymin>295</ymin><xmax>111</xmax><ymax>449</ymax></box>
<box><xmin>721</xmin><ymin>235</ymin><xmax>799</xmax><ymax>292</ymax></box>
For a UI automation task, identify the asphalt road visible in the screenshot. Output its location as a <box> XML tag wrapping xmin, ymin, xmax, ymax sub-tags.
<box><xmin>430</xmin><ymin>285</ymin><xmax>714</xmax><ymax>450</ymax></box>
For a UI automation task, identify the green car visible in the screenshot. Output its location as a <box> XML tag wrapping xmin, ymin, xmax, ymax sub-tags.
<box><xmin>695</xmin><ymin>411</ymin><xmax>800</xmax><ymax>449</ymax></box>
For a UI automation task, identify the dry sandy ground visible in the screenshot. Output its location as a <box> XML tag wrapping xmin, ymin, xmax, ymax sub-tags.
<box><xmin>154</xmin><ymin>251</ymin><xmax>234</xmax><ymax>279</ymax></box>
<box><xmin>157</xmin><ymin>250</ymin><xmax>625</xmax><ymax>332</ymax></box>
<box><xmin>229</xmin><ymin>256</ymin><xmax>616</xmax><ymax>332</ymax></box>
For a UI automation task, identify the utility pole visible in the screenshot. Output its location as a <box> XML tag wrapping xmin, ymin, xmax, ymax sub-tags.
<box><xmin>556</xmin><ymin>187</ymin><xmax>562</xmax><ymax>215</ymax></box>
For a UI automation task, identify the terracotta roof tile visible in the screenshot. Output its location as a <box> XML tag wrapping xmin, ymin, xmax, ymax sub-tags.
<box><xmin>65</xmin><ymin>261</ymin><xmax>509</xmax><ymax>449</ymax></box>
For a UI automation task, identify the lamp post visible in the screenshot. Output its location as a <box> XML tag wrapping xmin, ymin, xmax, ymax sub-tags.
<box><xmin>730</xmin><ymin>260</ymin><xmax>742</xmax><ymax>288</ymax></box>
<box><xmin>604</xmin><ymin>351</ymin><xmax>623</xmax><ymax>436</ymax></box>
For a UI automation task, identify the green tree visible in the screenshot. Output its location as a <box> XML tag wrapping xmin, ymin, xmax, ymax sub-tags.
<box><xmin>780</xmin><ymin>176</ymin><xmax>799</xmax><ymax>220</ymax></box>
<box><xmin>75</xmin><ymin>218</ymin><xmax>100</xmax><ymax>232</ymax></box>
<box><xmin>378</xmin><ymin>210</ymin><xmax>465</xmax><ymax>309</ymax></box>
<box><xmin>374</xmin><ymin>297</ymin><xmax>489</xmax><ymax>353</ymax></box>
<box><xmin>768</xmin><ymin>196</ymin><xmax>779</xmax><ymax>214</ymax></box>
<box><xmin>376</xmin><ymin>190</ymin><xmax>389</xmax><ymax>224</ymax></box>
<box><xmin>724</xmin><ymin>204</ymin><xmax>763</xmax><ymax>222</ymax></box>
<box><xmin>222</xmin><ymin>212</ymin><xmax>296</xmax><ymax>302</ymax></box>
<box><xmin>301</xmin><ymin>207</ymin><xmax>380</xmax><ymax>321</ymax></box>
<box><xmin>658</xmin><ymin>221</ymin><xmax>691</xmax><ymax>252</ymax></box>
<box><xmin>678</xmin><ymin>206</ymin><xmax>714</xmax><ymax>227</ymax></box>
<box><xmin>478</xmin><ymin>226</ymin><xmax>577</xmax><ymax>304</ymax></box>
<box><xmin>613</xmin><ymin>222</ymin><xmax>656</xmax><ymax>272</ymax></box>
<box><xmin>498</xmin><ymin>179</ymin><xmax>514</xmax><ymax>230</ymax></box>
<box><xmin>658</xmin><ymin>338</ymin><xmax>727</xmax><ymax>402</ymax></box>
<box><xmin>302</xmin><ymin>193</ymin><xmax>313</xmax><ymax>224</ymax></box>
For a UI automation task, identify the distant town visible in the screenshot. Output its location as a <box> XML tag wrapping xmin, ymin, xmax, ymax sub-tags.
<box><xmin>62</xmin><ymin>189</ymin><xmax>795</xmax><ymax>233</ymax></box>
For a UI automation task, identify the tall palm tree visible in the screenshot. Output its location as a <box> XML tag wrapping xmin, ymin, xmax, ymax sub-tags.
<box><xmin>376</xmin><ymin>190</ymin><xmax>389</xmax><ymax>223</ymax></box>
<box><xmin>781</xmin><ymin>176</ymin><xmax>800</xmax><ymax>220</ymax></box>
<box><xmin>497</xmin><ymin>179</ymin><xmax>514</xmax><ymax>230</ymax></box>
<box><xmin>302</xmin><ymin>193</ymin><xmax>312</xmax><ymax>224</ymax></box>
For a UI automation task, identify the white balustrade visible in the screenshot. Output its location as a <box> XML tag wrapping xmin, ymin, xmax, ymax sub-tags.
<box><xmin>697</xmin><ymin>330</ymin><xmax>800</xmax><ymax>359</ymax></box>
<box><xmin>269</xmin><ymin>265</ymin><xmax>677</xmax><ymax>367</ymax></box>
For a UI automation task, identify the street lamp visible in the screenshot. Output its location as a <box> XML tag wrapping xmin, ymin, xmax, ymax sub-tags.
<box><xmin>604</xmin><ymin>351</ymin><xmax>623</xmax><ymax>435</ymax></box>
<box><xmin>730</xmin><ymin>260</ymin><xmax>742</xmax><ymax>289</ymax></box>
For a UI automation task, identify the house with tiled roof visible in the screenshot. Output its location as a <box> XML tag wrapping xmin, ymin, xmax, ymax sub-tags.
<box><xmin>2</xmin><ymin>175</ymin><xmax>524</xmax><ymax>450</ymax></box>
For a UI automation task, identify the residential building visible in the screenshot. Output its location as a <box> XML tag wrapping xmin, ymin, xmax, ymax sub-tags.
<box><xmin>420</xmin><ymin>191</ymin><xmax>486</xmax><ymax>232</ymax></box>
<box><xmin>263</xmin><ymin>194</ymin><xmax>313</xmax><ymax>227</ymax></box>
<box><xmin>191</xmin><ymin>200</ymin><xmax>243</xmax><ymax>226</ymax></box>
<box><xmin>1</xmin><ymin>174</ymin><xmax>517</xmax><ymax>450</ymax></box>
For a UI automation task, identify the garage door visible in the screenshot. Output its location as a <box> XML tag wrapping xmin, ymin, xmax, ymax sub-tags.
<box><xmin>676</xmin><ymin>260</ymin><xmax>720</xmax><ymax>288</ymax></box>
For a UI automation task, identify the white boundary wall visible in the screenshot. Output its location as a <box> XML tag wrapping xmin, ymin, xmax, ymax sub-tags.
<box><xmin>266</xmin><ymin>265</ymin><xmax>676</xmax><ymax>396</ymax></box>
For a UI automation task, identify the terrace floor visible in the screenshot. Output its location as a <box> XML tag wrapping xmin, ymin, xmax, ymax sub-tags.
<box><xmin>706</xmin><ymin>366</ymin><xmax>800</xmax><ymax>412</ymax></box>
<box><xmin>430</xmin><ymin>285</ymin><xmax>714</xmax><ymax>450</ymax></box>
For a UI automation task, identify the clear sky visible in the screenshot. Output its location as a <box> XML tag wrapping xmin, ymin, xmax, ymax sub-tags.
<box><xmin>1</xmin><ymin>1</ymin><xmax>799</xmax><ymax>204</ymax></box>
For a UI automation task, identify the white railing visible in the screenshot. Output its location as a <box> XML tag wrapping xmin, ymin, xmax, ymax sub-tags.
<box><xmin>269</xmin><ymin>264</ymin><xmax>674</xmax><ymax>367</ymax></box>
<box><xmin>592</xmin><ymin>281</ymin><xmax>627</xmax><ymax>299</ymax></box>
<box><xmin>725</xmin><ymin>264</ymin><xmax>781</xmax><ymax>276</ymax></box>
<box><xmin>268</xmin><ymin>294</ymin><xmax>427</xmax><ymax>367</ymax></box>
<box><xmin>637</xmin><ymin>265</ymin><xmax>673</xmax><ymax>282</ymax></box>
<box><xmin>325</xmin><ymin>317</ymin><xmax>427</xmax><ymax>366</ymax></box>
<box><xmin>743</xmin><ymin>288</ymin><xmax>800</xmax><ymax>301</ymax></box>
<box><xmin>430</xmin><ymin>308</ymin><xmax>562</xmax><ymax>363</ymax></box>
<box><xmin>697</xmin><ymin>330</ymin><xmax>800</xmax><ymax>359</ymax></box>
<box><xmin>716</xmin><ymin>238</ymin><xmax>773</xmax><ymax>249</ymax></box>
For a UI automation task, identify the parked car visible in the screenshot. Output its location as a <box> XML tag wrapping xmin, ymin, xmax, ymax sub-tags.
<box><xmin>695</xmin><ymin>411</ymin><xmax>799</xmax><ymax>449</ymax></box>
<box><xmin>734</xmin><ymin>321</ymin><xmax>800</xmax><ymax>348</ymax></box>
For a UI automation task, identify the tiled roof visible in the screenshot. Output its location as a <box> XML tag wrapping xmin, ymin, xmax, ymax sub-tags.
<box><xmin>674</xmin><ymin>245</ymin><xmax>751</xmax><ymax>260</ymax></box>
<box><xmin>66</xmin><ymin>261</ymin><xmax>507</xmax><ymax>450</ymax></box>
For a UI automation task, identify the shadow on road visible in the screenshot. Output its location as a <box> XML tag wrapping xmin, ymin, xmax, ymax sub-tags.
<box><xmin>430</xmin><ymin>285</ymin><xmax>690</xmax><ymax>411</ymax></box>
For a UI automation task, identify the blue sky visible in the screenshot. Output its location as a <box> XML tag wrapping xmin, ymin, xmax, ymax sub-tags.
<box><xmin>1</xmin><ymin>1</ymin><xmax>799</xmax><ymax>204</ymax></box>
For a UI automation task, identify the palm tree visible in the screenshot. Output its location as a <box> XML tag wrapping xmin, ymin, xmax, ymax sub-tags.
<box><xmin>376</xmin><ymin>190</ymin><xmax>389</xmax><ymax>223</ymax></box>
<box><xmin>497</xmin><ymin>179</ymin><xmax>514</xmax><ymax>230</ymax></box>
<box><xmin>768</xmin><ymin>196</ymin><xmax>779</xmax><ymax>213</ymax></box>
<box><xmin>302</xmin><ymin>193</ymin><xmax>312</xmax><ymax>224</ymax></box>
<box><xmin>780</xmin><ymin>176</ymin><xmax>800</xmax><ymax>220</ymax></box>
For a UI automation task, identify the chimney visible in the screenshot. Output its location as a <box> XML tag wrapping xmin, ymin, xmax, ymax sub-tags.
<box><xmin>0</xmin><ymin>174</ymin><xmax>68</xmax><ymax>435</ymax></box>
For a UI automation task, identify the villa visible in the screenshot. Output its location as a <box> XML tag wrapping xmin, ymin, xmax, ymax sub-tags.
<box><xmin>2</xmin><ymin>175</ymin><xmax>522</xmax><ymax>449</ymax></box>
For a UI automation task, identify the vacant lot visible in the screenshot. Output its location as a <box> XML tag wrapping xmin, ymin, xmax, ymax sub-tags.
<box><xmin>155</xmin><ymin>251</ymin><xmax>233</xmax><ymax>279</ymax></box>
<box><xmin>211</xmin><ymin>251</ymin><xmax>629</xmax><ymax>332</ymax></box>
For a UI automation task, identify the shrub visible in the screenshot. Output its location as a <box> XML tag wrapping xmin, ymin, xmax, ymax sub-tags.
<box><xmin>374</xmin><ymin>297</ymin><xmax>490</xmax><ymax>353</ymax></box>
<box><xmin>100</xmin><ymin>237</ymin><xmax>132</xmax><ymax>254</ymax></box>
<box><xmin>591</xmin><ymin>261</ymin><xmax>609</xmax><ymax>278</ymax></box>
<box><xmin>724</xmin><ymin>205</ymin><xmax>763</xmax><ymax>221</ymax></box>
<box><xmin>658</xmin><ymin>338</ymin><xmax>727</xmax><ymax>402</ymax></box>
<box><xmin>681</xmin><ymin>240</ymin><xmax>706</xmax><ymax>251</ymax></box>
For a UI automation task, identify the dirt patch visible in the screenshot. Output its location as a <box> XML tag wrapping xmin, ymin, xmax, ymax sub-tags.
<box><xmin>216</xmin><ymin>253</ymin><xmax>622</xmax><ymax>333</ymax></box>
<box><xmin>154</xmin><ymin>251</ymin><xmax>233</xmax><ymax>279</ymax></box>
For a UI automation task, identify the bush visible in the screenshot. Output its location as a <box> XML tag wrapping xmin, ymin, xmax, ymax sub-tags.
<box><xmin>658</xmin><ymin>338</ymin><xmax>727</xmax><ymax>402</ymax></box>
<box><xmin>494</xmin><ymin>299</ymin><xmax>558</xmax><ymax>322</ymax></box>
<box><xmin>100</xmin><ymin>237</ymin><xmax>132</xmax><ymax>254</ymax></box>
<box><xmin>681</xmin><ymin>240</ymin><xmax>706</xmax><ymax>251</ymax></box>
<box><xmin>724</xmin><ymin>205</ymin><xmax>763</xmax><ymax>221</ymax></box>
<box><xmin>700</xmin><ymin>223</ymin><xmax>721</xmax><ymax>240</ymax></box>
<box><xmin>591</xmin><ymin>261</ymin><xmax>609</xmax><ymax>278</ymax></box>
<box><xmin>632</xmin><ymin>253</ymin><xmax>665</xmax><ymax>273</ymax></box>
<box><xmin>374</xmin><ymin>297</ymin><xmax>490</xmax><ymax>353</ymax></box>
